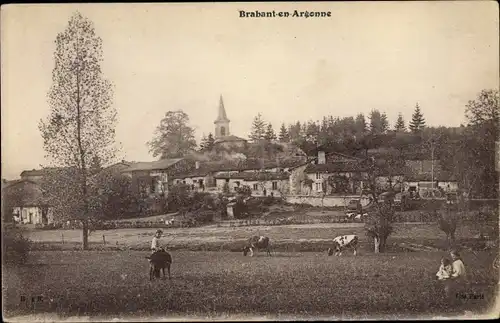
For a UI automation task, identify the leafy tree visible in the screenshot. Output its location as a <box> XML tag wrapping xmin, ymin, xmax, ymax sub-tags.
<box><xmin>409</xmin><ymin>103</ymin><xmax>426</xmax><ymax>133</ymax></box>
<box><xmin>305</xmin><ymin>120</ymin><xmax>320</xmax><ymax>143</ymax></box>
<box><xmin>288</xmin><ymin>121</ymin><xmax>302</xmax><ymax>143</ymax></box>
<box><xmin>235</xmin><ymin>185</ymin><xmax>252</xmax><ymax>197</ymax></box>
<box><xmin>199</xmin><ymin>134</ymin><xmax>208</xmax><ymax>151</ymax></box>
<box><xmin>148</xmin><ymin>110</ymin><xmax>197</xmax><ymax>158</ymax></box>
<box><xmin>38</xmin><ymin>12</ymin><xmax>119</xmax><ymax>250</ymax></box>
<box><xmin>264</xmin><ymin>123</ymin><xmax>277</xmax><ymax>141</ymax></box>
<box><xmin>249</xmin><ymin>113</ymin><xmax>267</xmax><ymax>141</ymax></box>
<box><xmin>198</xmin><ymin>133</ymin><xmax>215</xmax><ymax>152</ymax></box>
<box><xmin>278</xmin><ymin>123</ymin><xmax>289</xmax><ymax>142</ymax></box>
<box><xmin>206</xmin><ymin>133</ymin><xmax>215</xmax><ymax>151</ymax></box>
<box><xmin>394</xmin><ymin>113</ymin><xmax>406</xmax><ymax>132</ymax></box>
<box><xmin>88</xmin><ymin>168</ymin><xmax>137</xmax><ymax>220</ymax></box>
<box><xmin>355</xmin><ymin>113</ymin><xmax>367</xmax><ymax>136</ymax></box>
<box><xmin>361</xmin><ymin>157</ymin><xmax>403</xmax><ymax>253</ymax></box>
<box><xmin>462</xmin><ymin>89</ymin><xmax>499</xmax><ymax>198</ymax></box>
<box><xmin>369</xmin><ymin>110</ymin><xmax>386</xmax><ymax>135</ymax></box>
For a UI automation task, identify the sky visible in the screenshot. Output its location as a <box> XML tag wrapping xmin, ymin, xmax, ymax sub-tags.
<box><xmin>1</xmin><ymin>2</ymin><xmax>499</xmax><ymax>180</ymax></box>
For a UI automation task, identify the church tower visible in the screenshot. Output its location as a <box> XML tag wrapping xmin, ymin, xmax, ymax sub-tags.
<box><xmin>214</xmin><ymin>95</ymin><xmax>230</xmax><ymax>139</ymax></box>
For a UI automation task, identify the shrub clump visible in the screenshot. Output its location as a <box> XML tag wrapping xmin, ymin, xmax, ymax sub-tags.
<box><xmin>2</xmin><ymin>228</ymin><xmax>32</xmax><ymax>266</ymax></box>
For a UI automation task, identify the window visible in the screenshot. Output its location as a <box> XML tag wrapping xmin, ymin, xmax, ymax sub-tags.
<box><xmin>316</xmin><ymin>173</ymin><xmax>321</xmax><ymax>179</ymax></box>
<box><xmin>315</xmin><ymin>183</ymin><xmax>321</xmax><ymax>191</ymax></box>
<box><xmin>272</xmin><ymin>182</ymin><xmax>278</xmax><ymax>190</ymax></box>
<box><xmin>253</xmin><ymin>184</ymin><xmax>259</xmax><ymax>191</ymax></box>
<box><xmin>220</xmin><ymin>126</ymin><xmax>226</xmax><ymax>136</ymax></box>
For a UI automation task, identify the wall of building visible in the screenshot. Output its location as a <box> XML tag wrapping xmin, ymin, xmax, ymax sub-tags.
<box><xmin>215</xmin><ymin>178</ymin><xmax>242</xmax><ymax>192</ymax></box>
<box><xmin>245</xmin><ymin>179</ymin><xmax>289</xmax><ymax>197</ymax></box>
<box><xmin>289</xmin><ymin>164</ymin><xmax>308</xmax><ymax>195</ymax></box>
<box><xmin>13</xmin><ymin>206</ymin><xmax>54</xmax><ymax>225</ymax></box>
<box><xmin>404</xmin><ymin>180</ymin><xmax>459</xmax><ymax>196</ymax></box>
<box><xmin>306</xmin><ymin>172</ymin><xmax>366</xmax><ymax>195</ymax></box>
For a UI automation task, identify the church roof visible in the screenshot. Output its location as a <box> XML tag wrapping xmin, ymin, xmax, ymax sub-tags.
<box><xmin>214</xmin><ymin>135</ymin><xmax>247</xmax><ymax>143</ymax></box>
<box><xmin>214</xmin><ymin>95</ymin><xmax>229</xmax><ymax>123</ymax></box>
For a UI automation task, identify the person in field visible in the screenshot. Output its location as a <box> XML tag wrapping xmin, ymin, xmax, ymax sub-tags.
<box><xmin>441</xmin><ymin>250</ymin><xmax>467</xmax><ymax>301</ymax></box>
<box><xmin>450</xmin><ymin>250</ymin><xmax>467</xmax><ymax>281</ymax></box>
<box><xmin>151</xmin><ymin>229</ymin><xmax>163</xmax><ymax>254</ymax></box>
<box><xmin>436</xmin><ymin>257</ymin><xmax>453</xmax><ymax>281</ymax></box>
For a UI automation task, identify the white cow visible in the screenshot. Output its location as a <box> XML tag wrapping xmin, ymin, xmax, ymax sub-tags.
<box><xmin>327</xmin><ymin>234</ymin><xmax>359</xmax><ymax>256</ymax></box>
<box><xmin>243</xmin><ymin>235</ymin><xmax>271</xmax><ymax>257</ymax></box>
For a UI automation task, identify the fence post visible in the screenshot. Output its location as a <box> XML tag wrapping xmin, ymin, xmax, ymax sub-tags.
<box><xmin>61</xmin><ymin>233</ymin><xmax>64</xmax><ymax>244</ymax></box>
<box><xmin>102</xmin><ymin>234</ymin><xmax>106</xmax><ymax>245</ymax></box>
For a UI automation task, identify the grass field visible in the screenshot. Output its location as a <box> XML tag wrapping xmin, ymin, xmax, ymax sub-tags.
<box><xmin>6</xmin><ymin>220</ymin><xmax>498</xmax><ymax>320</ymax></box>
<box><xmin>3</xmin><ymin>250</ymin><xmax>498</xmax><ymax>320</ymax></box>
<box><xmin>26</xmin><ymin>221</ymin><xmax>498</xmax><ymax>253</ymax></box>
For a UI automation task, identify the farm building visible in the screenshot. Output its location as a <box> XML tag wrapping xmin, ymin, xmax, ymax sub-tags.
<box><xmin>214</xmin><ymin>171</ymin><xmax>290</xmax><ymax>197</ymax></box>
<box><xmin>2</xmin><ymin>179</ymin><xmax>53</xmax><ymax>225</ymax></box>
<box><xmin>120</xmin><ymin>158</ymin><xmax>197</xmax><ymax>196</ymax></box>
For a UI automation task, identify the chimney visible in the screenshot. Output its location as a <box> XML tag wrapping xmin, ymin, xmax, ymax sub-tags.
<box><xmin>195</xmin><ymin>161</ymin><xmax>200</xmax><ymax>169</ymax></box>
<box><xmin>318</xmin><ymin>151</ymin><xmax>326</xmax><ymax>165</ymax></box>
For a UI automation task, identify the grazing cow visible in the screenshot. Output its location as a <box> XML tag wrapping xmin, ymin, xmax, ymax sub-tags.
<box><xmin>145</xmin><ymin>248</ymin><xmax>172</xmax><ymax>280</ymax></box>
<box><xmin>327</xmin><ymin>235</ymin><xmax>359</xmax><ymax>256</ymax></box>
<box><xmin>243</xmin><ymin>235</ymin><xmax>271</xmax><ymax>257</ymax></box>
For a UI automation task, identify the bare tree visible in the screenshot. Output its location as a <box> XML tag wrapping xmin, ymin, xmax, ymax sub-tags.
<box><xmin>39</xmin><ymin>12</ymin><xmax>119</xmax><ymax>250</ymax></box>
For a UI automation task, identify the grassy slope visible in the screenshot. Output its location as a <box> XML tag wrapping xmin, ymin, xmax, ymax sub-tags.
<box><xmin>3</xmin><ymin>251</ymin><xmax>498</xmax><ymax>319</ymax></box>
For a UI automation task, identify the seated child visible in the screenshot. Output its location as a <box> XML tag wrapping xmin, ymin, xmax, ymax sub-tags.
<box><xmin>151</xmin><ymin>229</ymin><xmax>163</xmax><ymax>254</ymax></box>
<box><xmin>436</xmin><ymin>257</ymin><xmax>453</xmax><ymax>280</ymax></box>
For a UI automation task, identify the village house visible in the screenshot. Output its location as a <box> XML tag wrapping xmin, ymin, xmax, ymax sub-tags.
<box><xmin>120</xmin><ymin>158</ymin><xmax>197</xmax><ymax>196</ymax></box>
<box><xmin>298</xmin><ymin>148</ymin><xmax>408</xmax><ymax>196</ymax></box>
<box><xmin>403</xmin><ymin>159</ymin><xmax>458</xmax><ymax>197</ymax></box>
<box><xmin>171</xmin><ymin>156</ymin><xmax>308</xmax><ymax>196</ymax></box>
<box><xmin>214</xmin><ymin>171</ymin><xmax>290</xmax><ymax>197</ymax></box>
<box><xmin>3</xmin><ymin>179</ymin><xmax>54</xmax><ymax>225</ymax></box>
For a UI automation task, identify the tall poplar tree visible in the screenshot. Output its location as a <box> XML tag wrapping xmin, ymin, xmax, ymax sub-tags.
<box><xmin>39</xmin><ymin>12</ymin><xmax>119</xmax><ymax>250</ymax></box>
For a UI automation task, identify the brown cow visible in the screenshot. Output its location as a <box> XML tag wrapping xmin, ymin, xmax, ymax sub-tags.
<box><xmin>243</xmin><ymin>235</ymin><xmax>272</xmax><ymax>257</ymax></box>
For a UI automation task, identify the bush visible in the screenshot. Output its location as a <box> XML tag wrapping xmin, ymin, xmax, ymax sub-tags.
<box><xmin>233</xmin><ymin>197</ymin><xmax>249</xmax><ymax>219</ymax></box>
<box><xmin>192</xmin><ymin>210</ymin><xmax>216</xmax><ymax>223</ymax></box>
<box><xmin>478</xmin><ymin>205</ymin><xmax>498</xmax><ymax>221</ymax></box>
<box><xmin>235</xmin><ymin>185</ymin><xmax>252</xmax><ymax>197</ymax></box>
<box><xmin>2</xmin><ymin>228</ymin><xmax>31</xmax><ymax>266</ymax></box>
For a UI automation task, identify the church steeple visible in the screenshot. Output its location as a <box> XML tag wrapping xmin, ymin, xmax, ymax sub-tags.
<box><xmin>214</xmin><ymin>95</ymin><xmax>230</xmax><ymax>138</ymax></box>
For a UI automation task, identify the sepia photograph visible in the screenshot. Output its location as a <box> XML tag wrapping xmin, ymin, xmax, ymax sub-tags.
<box><xmin>1</xmin><ymin>1</ymin><xmax>499</xmax><ymax>321</ymax></box>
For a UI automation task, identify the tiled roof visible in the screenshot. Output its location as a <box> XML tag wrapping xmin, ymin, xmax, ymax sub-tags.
<box><xmin>20</xmin><ymin>167</ymin><xmax>70</xmax><ymax>178</ymax></box>
<box><xmin>305</xmin><ymin>162</ymin><xmax>366</xmax><ymax>173</ymax></box>
<box><xmin>170</xmin><ymin>168</ymin><xmax>213</xmax><ymax>179</ymax></box>
<box><xmin>2</xmin><ymin>179</ymin><xmax>46</xmax><ymax>206</ymax></box>
<box><xmin>120</xmin><ymin>158</ymin><xmax>184</xmax><ymax>172</ymax></box>
<box><xmin>214</xmin><ymin>172</ymin><xmax>290</xmax><ymax>181</ymax></box>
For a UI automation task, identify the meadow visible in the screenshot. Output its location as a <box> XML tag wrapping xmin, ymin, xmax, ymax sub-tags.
<box><xmin>3</xmin><ymin>219</ymin><xmax>499</xmax><ymax>320</ymax></box>
<box><xmin>3</xmin><ymin>250</ymin><xmax>498</xmax><ymax>320</ymax></box>
<box><xmin>25</xmin><ymin>221</ymin><xmax>497</xmax><ymax>253</ymax></box>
